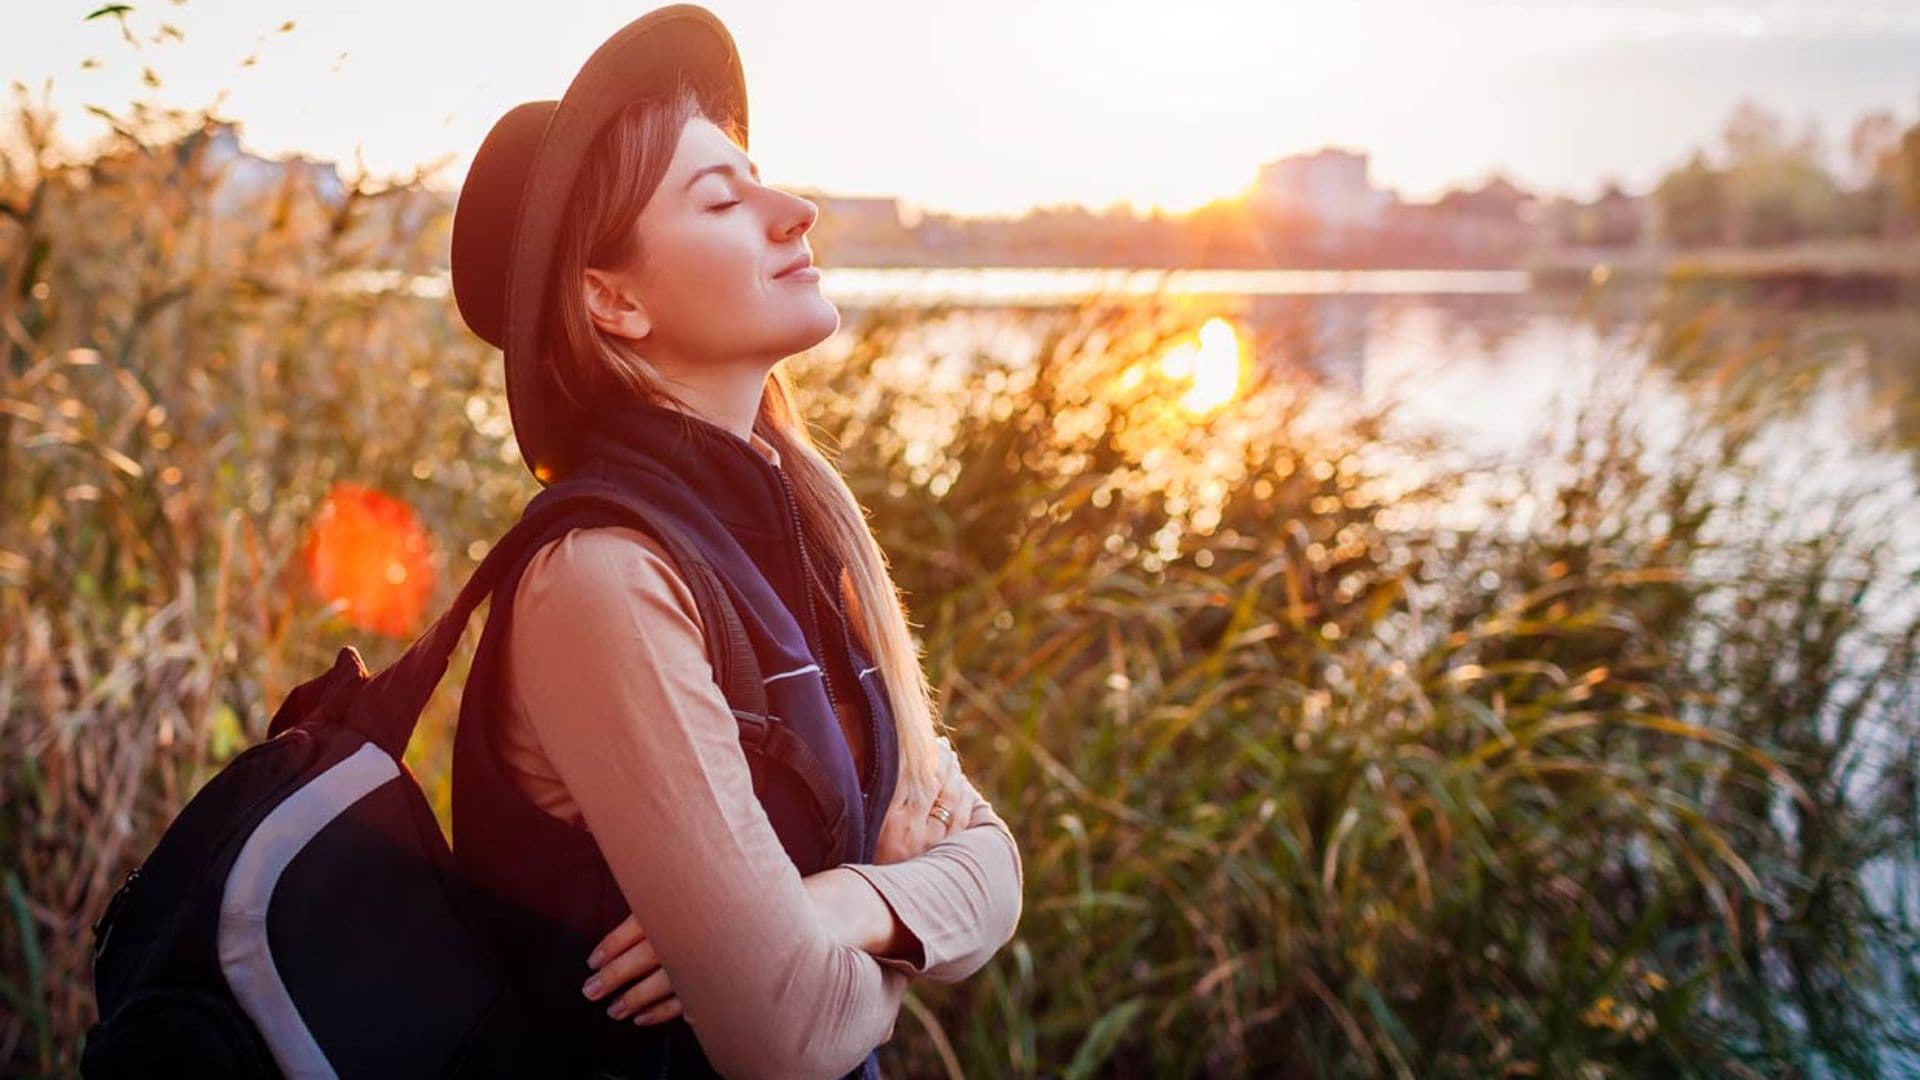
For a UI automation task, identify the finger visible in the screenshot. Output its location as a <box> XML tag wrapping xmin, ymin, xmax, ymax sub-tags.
<box><xmin>928</xmin><ymin>761</ymin><xmax>958</xmax><ymax>810</ymax></box>
<box><xmin>931</xmin><ymin>800</ymin><xmax>965</xmax><ymax>840</ymax></box>
<box><xmin>588</xmin><ymin>912</ymin><xmax>645</xmax><ymax>971</ymax></box>
<box><xmin>936</xmin><ymin>755</ymin><xmax>972</xmax><ymax>807</ymax></box>
<box><xmin>939</xmin><ymin>745</ymin><xmax>967</xmax><ymax>786</ymax></box>
<box><xmin>950</xmin><ymin>766</ymin><xmax>982</xmax><ymax>806</ymax></box>
<box><xmin>584</xmin><ymin>936</ymin><xmax>661</xmax><ymax>1002</ymax></box>
<box><xmin>937</xmin><ymin>776</ymin><xmax>982</xmax><ymax>835</ymax></box>
<box><xmin>633</xmin><ymin>994</ymin><xmax>684</xmax><ymax>1027</ymax></box>
<box><xmin>604</xmin><ymin>967</ymin><xmax>675</xmax><ymax>1021</ymax></box>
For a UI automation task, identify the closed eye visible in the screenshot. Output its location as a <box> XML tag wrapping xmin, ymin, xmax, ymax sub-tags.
<box><xmin>709</xmin><ymin>200</ymin><xmax>741</xmax><ymax>212</ymax></box>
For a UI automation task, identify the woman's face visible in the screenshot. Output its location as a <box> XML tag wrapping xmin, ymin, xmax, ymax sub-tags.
<box><xmin>583</xmin><ymin>116</ymin><xmax>838</xmax><ymax>377</ymax></box>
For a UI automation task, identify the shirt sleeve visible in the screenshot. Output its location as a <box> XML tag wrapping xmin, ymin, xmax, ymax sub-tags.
<box><xmin>837</xmin><ymin>795</ymin><xmax>1024</xmax><ymax>985</ymax></box>
<box><xmin>506</xmin><ymin>525</ymin><xmax>907</xmax><ymax>1080</ymax></box>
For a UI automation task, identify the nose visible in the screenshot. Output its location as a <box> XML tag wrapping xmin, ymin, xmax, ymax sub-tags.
<box><xmin>770</xmin><ymin>188</ymin><xmax>817</xmax><ymax>242</ymax></box>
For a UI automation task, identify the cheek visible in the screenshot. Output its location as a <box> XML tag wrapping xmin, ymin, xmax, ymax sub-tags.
<box><xmin>644</xmin><ymin>226</ymin><xmax>763</xmax><ymax>331</ymax></box>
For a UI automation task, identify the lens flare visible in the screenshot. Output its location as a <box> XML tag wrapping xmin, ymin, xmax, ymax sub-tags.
<box><xmin>303</xmin><ymin>482</ymin><xmax>436</xmax><ymax>637</ymax></box>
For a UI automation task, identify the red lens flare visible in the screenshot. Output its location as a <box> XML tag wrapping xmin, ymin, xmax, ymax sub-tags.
<box><xmin>303</xmin><ymin>482</ymin><xmax>437</xmax><ymax>637</ymax></box>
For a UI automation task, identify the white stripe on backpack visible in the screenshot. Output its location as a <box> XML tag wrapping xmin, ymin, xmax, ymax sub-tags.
<box><xmin>217</xmin><ymin>742</ymin><xmax>400</xmax><ymax>1079</ymax></box>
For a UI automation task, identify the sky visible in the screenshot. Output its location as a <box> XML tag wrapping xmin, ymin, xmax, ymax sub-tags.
<box><xmin>4</xmin><ymin>0</ymin><xmax>1919</xmax><ymax>217</ymax></box>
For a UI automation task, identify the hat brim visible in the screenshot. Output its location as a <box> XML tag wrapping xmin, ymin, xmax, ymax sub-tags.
<box><xmin>502</xmin><ymin>4</ymin><xmax>747</xmax><ymax>486</ymax></box>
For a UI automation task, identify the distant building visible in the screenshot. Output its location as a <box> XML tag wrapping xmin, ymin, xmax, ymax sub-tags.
<box><xmin>84</xmin><ymin>121</ymin><xmax>448</xmax><ymax>273</ymax></box>
<box><xmin>1588</xmin><ymin>183</ymin><xmax>1650</xmax><ymax>249</ymax></box>
<box><xmin>191</xmin><ymin>121</ymin><xmax>348</xmax><ymax>218</ymax></box>
<box><xmin>1534</xmin><ymin>183</ymin><xmax>1653</xmax><ymax>257</ymax></box>
<box><xmin>800</xmin><ymin>192</ymin><xmax>923</xmax><ymax>263</ymax></box>
<box><xmin>1250</xmin><ymin>148</ymin><xmax>1396</xmax><ymax>234</ymax></box>
<box><xmin>813</xmin><ymin>193</ymin><xmax>915</xmax><ymax>232</ymax></box>
<box><xmin>1384</xmin><ymin>173</ymin><xmax>1541</xmax><ymax>265</ymax></box>
<box><xmin>1442</xmin><ymin>175</ymin><xmax>1525</xmax><ymax>217</ymax></box>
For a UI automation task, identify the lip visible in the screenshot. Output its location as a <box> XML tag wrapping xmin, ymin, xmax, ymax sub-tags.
<box><xmin>772</xmin><ymin>253</ymin><xmax>815</xmax><ymax>279</ymax></box>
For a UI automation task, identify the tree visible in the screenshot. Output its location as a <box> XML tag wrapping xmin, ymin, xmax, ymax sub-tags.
<box><xmin>1895</xmin><ymin>120</ymin><xmax>1920</xmax><ymax>228</ymax></box>
<box><xmin>1846</xmin><ymin>111</ymin><xmax>1899</xmax><ymax>191</ymax></box>
<box><xmin>1720</xmin><ymin>98</ymin><xmax>1786</xmax><ymax>165</ymax></box>
<box><xmin>1842</xmin><ymin>111</ymin><xmax>1903</xmax><ymax>239</ymax></box>
<box><xmin>1714</xmin><ymin>99</ymin><xmax>1844</xmax><ymax>245</ymax></box>
<box><xmin>1652</xmin><ymin>150</ymin><xmax>1727</xmax><ymax>248</ymax></box>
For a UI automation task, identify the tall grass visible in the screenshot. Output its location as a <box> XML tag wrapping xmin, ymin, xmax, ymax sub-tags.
<box><xmin>3</xmin><ymin>93</ymin><xmax>1917</xmax><ymax>1078</ymax></box>
<box><xmin>814</xmin><ymin>292</ymin><xmax>1920</xmax><ymax>1077</ymax></box>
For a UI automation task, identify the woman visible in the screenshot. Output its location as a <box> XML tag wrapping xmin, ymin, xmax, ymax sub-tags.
<box><xmin>444</xmin><ymin>6</ymin><xmax>1023</xmax><ymax>1078</ymax></box>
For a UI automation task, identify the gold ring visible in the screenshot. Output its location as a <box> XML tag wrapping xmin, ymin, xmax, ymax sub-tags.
<box><xmin>928</xmin><ymin>803</ymin><xmax>953</xmax><ymax>825</ymax></box>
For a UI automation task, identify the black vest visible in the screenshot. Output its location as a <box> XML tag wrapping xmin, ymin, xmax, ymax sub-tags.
<box><xmin>451</xmin><ymin>397</ymin><xmax>901</xmax><ymax>1079</ymax></box>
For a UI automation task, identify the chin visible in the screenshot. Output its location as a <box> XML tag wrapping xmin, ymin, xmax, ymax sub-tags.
<box><xmin>775</xmin><ymin>296</ymin><xmax>841</xmax><ymax>353</ymax></box>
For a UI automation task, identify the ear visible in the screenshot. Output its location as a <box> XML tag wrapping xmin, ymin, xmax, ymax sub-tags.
<box><xmin>582</xmin><ymin>266</ymin><xmax>651</xmax><ymax>341</ymax></box>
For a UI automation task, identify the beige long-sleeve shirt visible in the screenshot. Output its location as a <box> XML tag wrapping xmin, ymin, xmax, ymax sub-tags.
<box><xmin>495</xmin><ymin>431</ymin><xmax>1023</xmax><ymax>1080</ymax></box>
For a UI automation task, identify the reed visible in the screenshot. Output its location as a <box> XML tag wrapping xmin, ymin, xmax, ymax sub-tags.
<box><xmin>3</xmin><ymin>93</ymin><xmax>1916</xmax><ymax>1078</ymax></box>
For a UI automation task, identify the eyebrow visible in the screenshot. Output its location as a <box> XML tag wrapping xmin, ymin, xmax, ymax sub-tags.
<box><xmin>684</xmin><ymin>158</ymin><xmax>761</xmax><ymax>191</ymax></box>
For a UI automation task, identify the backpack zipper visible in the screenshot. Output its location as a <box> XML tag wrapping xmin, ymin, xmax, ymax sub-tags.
<box><xmin>92</xmin><ymin>865</ymin><xmax>141</xmax><ymax>959</ymax></box>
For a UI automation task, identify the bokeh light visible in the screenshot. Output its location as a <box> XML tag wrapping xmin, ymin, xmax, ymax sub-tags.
<box><xmin>302</xmin><ymin>481</ymin><xmax>436</xmax><ymax>637</ymax></box>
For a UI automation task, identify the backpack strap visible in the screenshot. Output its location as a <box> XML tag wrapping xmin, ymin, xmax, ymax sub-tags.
<box><xmin>508</xmin><ymin>481</ymin><xmax>768</xmax><ymax>721</ymax></box>
<box><xmin>283</xmin><ymin>477</ymin><xmax>767</xmax><ymax>760</ymax></box>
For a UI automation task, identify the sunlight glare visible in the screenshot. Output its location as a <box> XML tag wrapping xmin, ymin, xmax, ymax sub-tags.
<box><xmin>1158</xmin><ymin>317</ymin><xmax>1245</xmax><ymax>414</ymax></box>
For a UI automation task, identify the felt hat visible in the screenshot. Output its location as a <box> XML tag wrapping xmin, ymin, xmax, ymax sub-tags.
<box><xmin>449</xmin><ymin>4</ymin><xmax>748</xmax><ymax>486</ymax></box>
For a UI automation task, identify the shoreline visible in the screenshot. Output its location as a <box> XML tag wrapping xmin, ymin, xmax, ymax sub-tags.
<box><xmin>1525</xmin><ymin>241</ymin><xmax>1920</xmax><ymax>303</ymax></box>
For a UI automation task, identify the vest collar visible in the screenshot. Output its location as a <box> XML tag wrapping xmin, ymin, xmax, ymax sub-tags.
<box><xmin>575</xmin><ymin>395</ymin><xmax>789</xmax><ymax>539</ymax></box>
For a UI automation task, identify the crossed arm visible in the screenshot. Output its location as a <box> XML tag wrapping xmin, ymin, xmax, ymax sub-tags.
<box><xmin>832</xmin><ymin>792</ymin><xmax>1024</xmax><ymax>983</ymax></box>
<box><xmin>507</xmin><ymin>525</ymin><xmax>1023</xmax><ymax>1080</ymax></box>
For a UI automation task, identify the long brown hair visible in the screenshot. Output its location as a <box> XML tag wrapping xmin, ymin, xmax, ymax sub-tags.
<box><xmin>536</xmin><ymin>76</ymin><xmax>944</xmax><ymax>809</ymax></box>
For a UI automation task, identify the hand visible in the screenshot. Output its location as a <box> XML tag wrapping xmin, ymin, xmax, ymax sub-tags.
<box><xmin>583</xmin><ymin>912</ymin><xmax>681</xmax><ymax>1026</ymax></box>
<box><xmin>872</xmin><ymin>736</ymin><xmax>981</xmax><ymax>865</ymax></box>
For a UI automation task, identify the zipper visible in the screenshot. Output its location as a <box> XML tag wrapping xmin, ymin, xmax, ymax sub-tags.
<box><xmin>92</xmin><ymin>865</ymin><xmax>141</xmax><ymax>959</ymax></box>
<box><xmin>773</xmin><ymin>464</ymin><xmax>886</xmax><ymax>830</ymax></box>
<box><xmin>771</xmin><ymin>468</ymin><xmax>840</xmax><ymax>722</ymax></box>
<box><xmin>831</xmin><ymin>573</ymin><xmax>884</xmax><ymax>813</ymax></box>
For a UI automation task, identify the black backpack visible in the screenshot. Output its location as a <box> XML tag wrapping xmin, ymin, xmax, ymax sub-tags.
<box><xmin>81</xmin><ymin>478</ymin><xmax>772</xmax><ymax>1078</ymax></box>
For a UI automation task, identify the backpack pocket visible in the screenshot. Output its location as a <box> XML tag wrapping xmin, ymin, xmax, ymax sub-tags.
<box><xmin>81</xmin><ymin>985</ymin><xmax>279</xmax><ymax>1078</ymax></box>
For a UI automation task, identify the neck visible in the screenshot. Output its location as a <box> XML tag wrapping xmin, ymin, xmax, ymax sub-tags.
<box><xmin>653</xmin><ymin>367</ymin><xmax>766</xmax><ymax>442</ymax></box>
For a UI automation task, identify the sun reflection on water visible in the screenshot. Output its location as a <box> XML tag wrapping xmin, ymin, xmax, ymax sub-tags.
<box><xmin>1157</xmin><ymin>316</ymin><xmax>1246</xmax><ymax>414</ymax></box>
